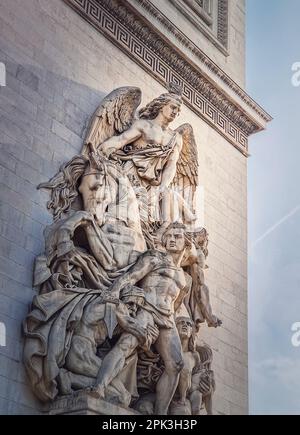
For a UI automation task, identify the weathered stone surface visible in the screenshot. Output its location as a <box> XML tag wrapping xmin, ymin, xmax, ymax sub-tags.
<box><xmin>0</xmin><ymin>0</ymin><xmax>268</xmax><ymax>415</ymax></box>
<box><xmin>22</xmin><ymin>85</ymin><xmax>221</xmax><ymax>415</ymax></box>
<box><xmin>49</xmin><ymin>391</ymin><xmax>140</xmax><ymax>416</ymax></box>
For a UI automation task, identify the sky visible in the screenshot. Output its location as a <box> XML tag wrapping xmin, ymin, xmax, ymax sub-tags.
<box><xmin>247</xmin><ymin>0</ymin><xmax>300</xmax><ymax>415</ymax></box>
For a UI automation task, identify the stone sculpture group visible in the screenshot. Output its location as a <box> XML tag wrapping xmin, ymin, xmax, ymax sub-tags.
<box><xmin>23</xmin><ymin>84</ymin><xmax>221</xmax><ymax>415</ymax></box>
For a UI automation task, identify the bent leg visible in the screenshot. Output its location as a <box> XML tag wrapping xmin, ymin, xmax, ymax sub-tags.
<box><xmin>94</xmin><ymin>310</ymin><xmax>153</xmax><ymax>397</ymax></box>
<box><xmin>57</xmin><ymin>369</ymin><xmax>95</xmax><ymax>395</ymax></box>
<box><xmin>93</xmin><ymin>332</ymin><xmax>139</xmax><ymax>397</ymax></box>
<box><xmin>154</xmin><ymin>327</ymin><xmax>184</xmax><ymax>415</ymax></box>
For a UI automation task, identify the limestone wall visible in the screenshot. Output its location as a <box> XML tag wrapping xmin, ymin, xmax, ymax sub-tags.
<box><xmin>0</xmin><ymin>0</ymin><xmax>247</xmax><ymax>414</ymax></box>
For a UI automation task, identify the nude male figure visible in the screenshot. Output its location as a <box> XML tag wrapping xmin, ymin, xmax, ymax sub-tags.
<box><xmin>170</xmin><ymin>317</ymin><xmax>214</xmax><ymax>415</ymax></box>
<box><xmin>92</xmin><ymin>223</ymin><xmax>191</xmax><ymax>415</ymax></box>
<box><xmin>175</xmin><ymin>317</ymin><xmax>201</xmax><ymax>411</ymax></box>
<box><xmin>58</xmin><ymin>287</ymin><xmax>155</xmax><ymax>403</ymax></box>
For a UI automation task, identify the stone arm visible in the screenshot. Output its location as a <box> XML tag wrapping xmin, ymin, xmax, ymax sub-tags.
<box><xmin>199</xmin><ymin>283</ymin><xmax>222</xmax><ymax>328</ymax></box>
<box><xmin>100</xmin><ymin>120</ymin><xmax>145</xmax><ymax>157</ymax></box>
<box><xmin>174</xmin><ymin>285</ymin><xmax>190</xmax><ymax>314</ymax></box>
<box><xmin>190</xmin><ymin>255</ymin><xmax>222</xmax><ymax>328</ymax></box>
<box><xmin>109</xmin><ymin>253</ymin><xmax>160</xmax><ymax>297</ymax></box>
<box><xmin>116</xmin><ymin>304</ymin><xmax>159</xmax><ymax>348</ymax></box>
<box><xmin>174</xmin><ymin>271</ymin><xmax>192</xmax><ymax>314</ymax></box>
<box><xmin>55</xmin><ymin>211</ymin><xmax>116</xmax><ymax>271</ymax></box>
<box><xmin>192</xmin><ymin>352</ymin><xmax>202</xmax><ymax>374</ymax></box>
<box><xmin>53</xmin><ymin>211</ymin><xmax>101</xmax><ymax>261</ymax></box>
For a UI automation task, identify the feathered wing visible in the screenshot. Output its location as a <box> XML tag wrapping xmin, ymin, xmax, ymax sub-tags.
<box><xmin>82</xmin><ymin>86</ymin><xmax>142</xmax><ymax>156</ymax></box>
<box><xmin>171</xmin><ymin>124</ymin><xmax>199</xmax><ymax>221</ymax></box>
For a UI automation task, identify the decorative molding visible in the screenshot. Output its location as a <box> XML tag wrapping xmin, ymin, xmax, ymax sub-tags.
<box><xmin>127</xmin><ymin>0</ymin><xmax>271</xmax><ymax>124</ymax></box>
<box><xmin>63</xmin><ymin>0</ymin><xmax>272</xmax><ymax>156</ymax></box>
<box><xmin>170</xmin><ymin>0</ymin><xmax>228</xmax><ymax>52</ymax></box>
<box><xmin>217</xmin><ymin>0</ymin><xmax>229</xmax><ymax>48</ymax></box>
<box><xmin>178</xmin><ymin>0</ymin><xmax>214</xmax><ymax>27</ymax></box>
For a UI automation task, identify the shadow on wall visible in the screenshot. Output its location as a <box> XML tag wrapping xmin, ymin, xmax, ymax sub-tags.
<box><xmin>0</xmin><ymin>59</ymin><xmax>107</xmax><ymax>414</ymax></box>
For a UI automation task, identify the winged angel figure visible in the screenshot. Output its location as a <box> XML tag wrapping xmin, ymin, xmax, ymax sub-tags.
<box><xmin>82</xmin><ymin>83</ymin><xmax>199</xmax><ymax>235</ymax></box>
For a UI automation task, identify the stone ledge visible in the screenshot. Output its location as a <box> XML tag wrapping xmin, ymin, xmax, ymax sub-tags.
<box><xmin>48</xmin><ymin>391</ymin><xmax>140</xmax><ymax>415</ymax></box>
<box><xmin>63</xmin><ymin>0</ymin><xmax>272</xmax><ymax>157</ymax></box>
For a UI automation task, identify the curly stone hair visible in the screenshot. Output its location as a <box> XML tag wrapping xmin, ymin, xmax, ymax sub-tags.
<box><xmin>161</xmin><ymin>222</ymin><xmax>192</xmax><ymax>249</ymax></box>
<box><xmin>139</xmin><ymin>93</ymin><xmax>182</xmax><ymax>120</ymax></box>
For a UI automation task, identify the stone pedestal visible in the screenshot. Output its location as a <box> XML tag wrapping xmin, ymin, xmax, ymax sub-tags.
<box><xmin>49</xmin><ymin>392</ymin><xmax>140</xmax><ymax>415</ymax></box>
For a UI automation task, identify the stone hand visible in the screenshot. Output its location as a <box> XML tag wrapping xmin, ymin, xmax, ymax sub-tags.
<box><xmin>109</xmin><ymin>282</ymin><xmax>123</xmax><ymax>298</ymax></box>
<box><xmin>101</xmin><ymin>143</ymin><xmax>117</xmax><ymax>158</ymax></box>
<box><xmin>132</xmin><ymin>325</ymin><xmax>149</xmax><ymax>344</ymax></box>
<box><xmin>66</xmin><ymin>210</ymin><xmax>95</xmax><ymax>228</ymax></box>
<box><xmin>208</xmin><ymin>315</ymin><xmax>222</xmax><ymax>328</ymax></box>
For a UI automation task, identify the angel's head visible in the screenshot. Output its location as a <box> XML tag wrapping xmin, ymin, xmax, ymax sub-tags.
<box><xmin>139</xmin><ymin>93</ymin><xmax>182</xmax><ymax>123</ymax></box>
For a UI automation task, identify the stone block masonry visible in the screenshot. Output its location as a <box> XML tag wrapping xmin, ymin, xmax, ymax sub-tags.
<box><xmin>0</xmin><ymin>0</ymin><xmax>268</xmax><ymax>415</ymax></box>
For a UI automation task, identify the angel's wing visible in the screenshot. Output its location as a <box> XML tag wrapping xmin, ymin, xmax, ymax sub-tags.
<box><xmin>171</xmin><ymin>124</ymin><xmax>199</xmax><ymax>221</ymax></box>
<box><xmin>82</xmin><ymin>86</ymin><xmax>141</xmax><ymax>156</ymax></box>
<box><xmin>174</xmin><ymin>123</ymin><xmax>199</xmax><ymax>187</ymax></box>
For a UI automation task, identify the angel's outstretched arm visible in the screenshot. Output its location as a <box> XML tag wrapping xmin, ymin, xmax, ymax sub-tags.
<box><xmin>100</xmin><ymin>120</ymin><xmax>145</xmax><ymax>156</ymax></box>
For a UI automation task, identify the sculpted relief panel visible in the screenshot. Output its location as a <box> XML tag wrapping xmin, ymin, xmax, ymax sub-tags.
<box><xmin>23</xmin><ymin>84</ymin><xmax>222</xmax><ymax>415</ymax></box>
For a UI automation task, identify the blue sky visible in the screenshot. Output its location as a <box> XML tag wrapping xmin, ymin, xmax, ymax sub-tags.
<box><xmin>247</xmin><ymin>0</ymin><xmax>300</xmax><ymax>415</ymax></box>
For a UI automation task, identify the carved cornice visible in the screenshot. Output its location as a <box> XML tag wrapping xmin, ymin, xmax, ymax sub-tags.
<box><xmin>64</xmin><ymin>0</ymin><xmax>272</xmax><ymax>156</ymax></box>
<box><xmin>128</xmin><ymin>0</ymin><xmax>271</xmax><ymax>124</ymax></box>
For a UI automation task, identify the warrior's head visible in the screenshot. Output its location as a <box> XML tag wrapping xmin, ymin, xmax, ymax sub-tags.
<box><xmin>120</xmin><ymin>285</ymin><xmax>145</xmax><ymax>318</ymax></box>
<box><xmin>161</xmin><ymin>222</ymin><xmax>192</xmax><ymax>253</ymax></box>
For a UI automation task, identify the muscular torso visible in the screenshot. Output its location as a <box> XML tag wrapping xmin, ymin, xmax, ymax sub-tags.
<box><xmin>139</xmin><ymin>260</ymin><xmax>186</xmax><ymax>314</ymax></box>
<box><xmin>75</xmin><ymin>301</ymin><xmax>107</xmax><ymax>347</ymax></box>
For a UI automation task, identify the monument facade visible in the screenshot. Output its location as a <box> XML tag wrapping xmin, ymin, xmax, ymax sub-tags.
<box><xmin>0</xmin><ymin>0</ymin><xmax>271</xmax><ymax>415</ymax></box>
